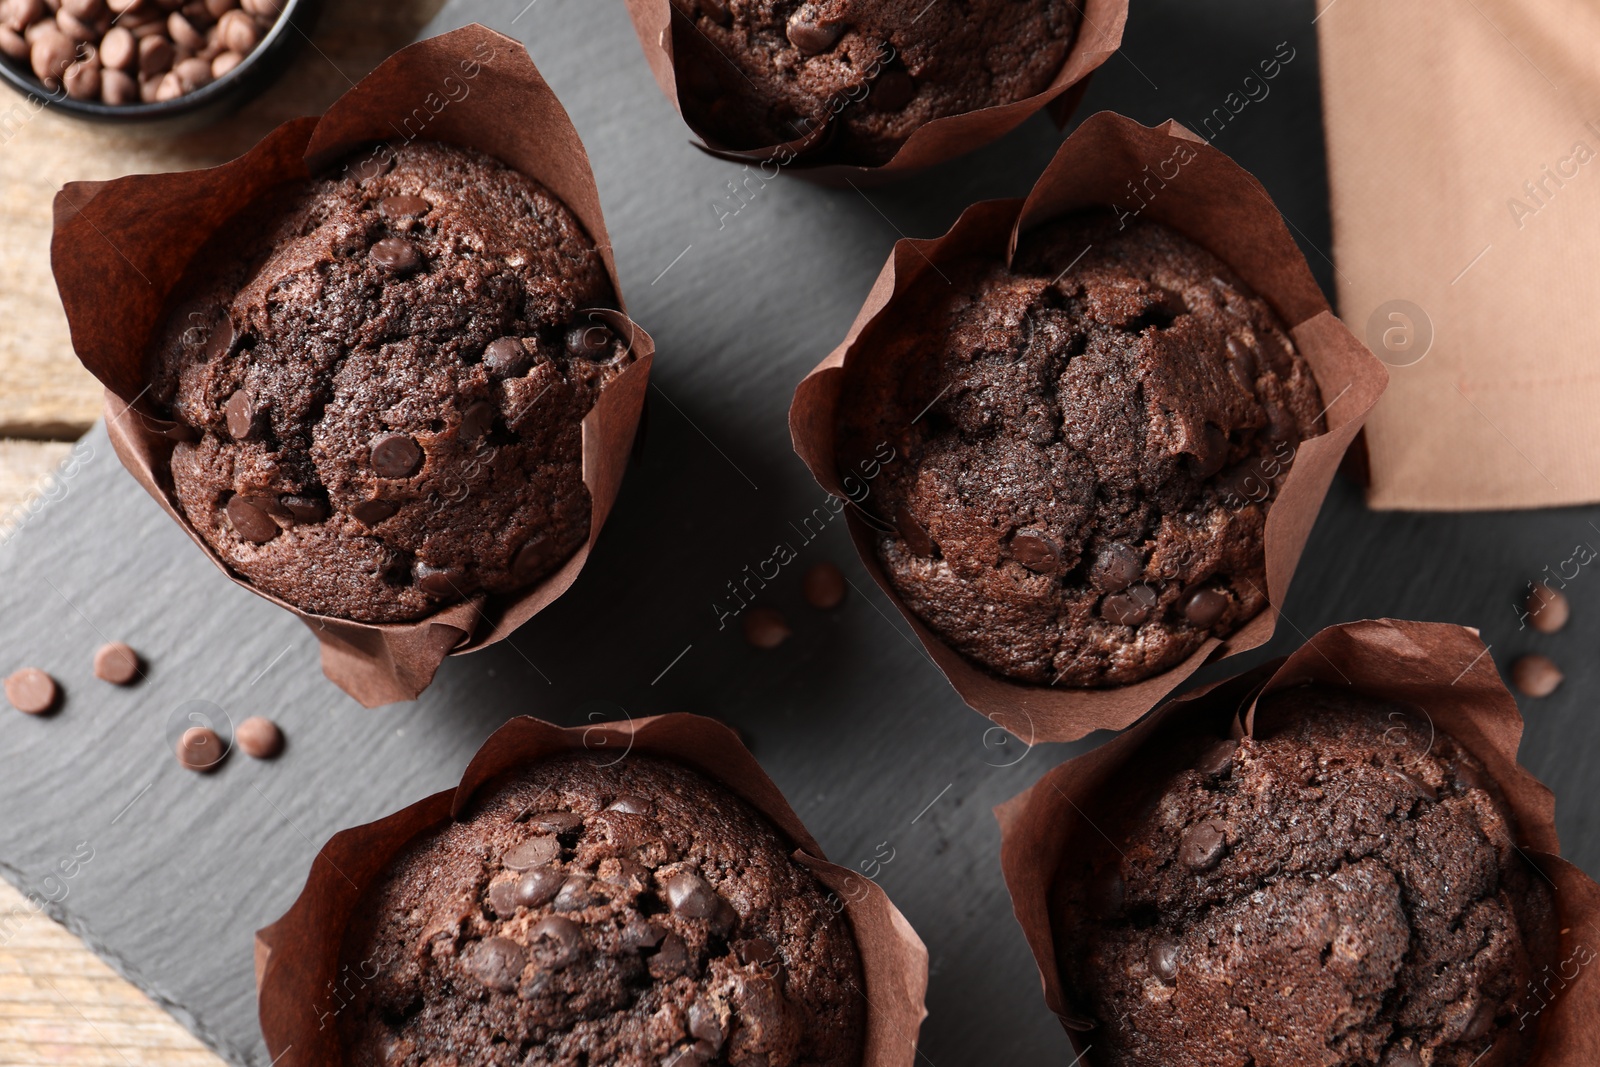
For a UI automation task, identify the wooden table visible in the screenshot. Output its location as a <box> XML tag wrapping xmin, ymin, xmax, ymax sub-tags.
<box><xmin>0</xmin><ymin>2</ymin><xmax>443</xmax><ymax>1059</ymax></box>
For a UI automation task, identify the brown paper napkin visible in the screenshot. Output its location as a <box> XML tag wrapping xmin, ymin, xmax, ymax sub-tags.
<box><xmin>1319</xmin><ymin>0</ymin><xmax>1600</xmax><ymax>510</ymax></box>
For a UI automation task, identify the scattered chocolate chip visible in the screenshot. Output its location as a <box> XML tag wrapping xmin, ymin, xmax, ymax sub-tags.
<box><xmin>607</xmin><ymin>795</ymin><xmax>652</xmax><ymax>815</ymax></box>
<box><xmin>527</xmin><ymin>916</ymin><xmax>582</xmax><ymax>970</ymax></box>
<box><xmin>463</xmin><ymin>936</ymin><xmax>525</xmax><ymax>993</ymax></box>
<box><xmin>414</xmin><ymin>562</ymin><xmax>462</xmax><ymax>598</ymax></box>
<box><xmin>1193</xmin><ymin>739</ymin><xmax>1237</xmax><ymax>777</ymax></box>
<box><xmin>236</xmin><ymin>716</ymin><xmax>283</xmax><ymax>759</ymax></box>
<box><xmin>688</xmin><ymin>998</ymin><xmax>726</xmax><ymax>1046</ymax></box>
<box><xmin>176</xmin><ymin>726</ymin><xmax>225</xmax><ymax>772</ymax></box>
<box><xmin>895</xmin><ymin>504</ymin><xmax>935</xmax><ymax>557</ymax></box>
<box><xmin>736</xmin><ymin>938</ymin><xmax>782</xmax><ymax>976</ymax></box>
<box><xmin>483</xmin><ymin>337</ymin><xmax>532</xmax><ymax>378</ymax></box>
<box><xmin>786</xmin><ymin>8</ymin><xmax>844</xmax><ymax>53</ymax></box>
<box><xmin>1185</xmin><ymin>422</ymin><xmax>1229</xmax><ymax>478</ymax></box>
<box><xmin>1091</xmin><ymin>543</ymin><xmax>1143</xmax><ymax>592</ymax></box>
<box><xmin>1179</xmin><ymin>819</ymin><xmax>1228</xmax><ymax>871</ymax></box>
<box><xmin>226</xmin><ymin>496</ymin><xmax>279</xmax><ymax>543</ymax></box>
<box><xmin>621</xmin><ymin>917</ymin><xmax>666</xmax><ymax>951</ymax></box>
<box><xmin>1511</xmin><ymin>653</ymin><xmax>1563</xmax><ymax>697</ymax></box>
<box><xmin>565</xmin><ymin>321</ymin><xmax>613</xmax><ymax>359</ymax></box>
<box><xmin>350</xmin><ymin>147</ymin><xmax>395</xmax><ymax>182</ymax></box>
<box><xmin>1102</xmin><ymin>584</ymin><xmax>1157</xmax><ymax>626</ymax></box>
<box><xmin>370</xmin><ymin>432</ymin><xmax>422</xmax><ymax>478</ymax></box>
<box><xmin>503</xmin><ymin>835</ymin><xmax>559</xmax><ymax>871</ymax></box>
<box><xmin>5</xmin><ymin>668</ymin><xmax>57</xmax><ymax>715</ymax></box>
<box><xmin>511</xmin><ymin>539</ymin><xmax>545</xmax><ymax>584</ymax></box>
<box><xmin>459</xmin><ymin>399</ymin><xmax>495</xmax><ymax>440</ymax></box>
<box><xmin>486</xmin><ymin>878</ymin><xmax>519</xmax><ymax>919</ymax></box>
<box><xmin>648</xmin><ymin>933</ymin><xmax>690</xmax><ymax>978</ymax></box>
<box><xmin>1525</xmin><ymin>582</ymin><xmax>1569</xmax><ymax>634</ymax></box>
<box><xmin>868</xmin><ymin>67</ymin><xmax>915</xmax><ymax>110</ymax></box>
<box><xmin>552</xmin><ymin>874</ymin><xmax>592</xmax><ymax>911</ymax></box>
<box><xmin>205</xmin><ymin>318</ymin><xmax>237</xmax><ymax>361</ymax></box>
<box><xmin>522</xmin><ymin>810</ymin><xmax>582</xmax><ymax>834</ymax></box>
<box><xmin>664</xmin><ymin>870</ymin><xmax>718</xmax><ymax>919</ymax></box>
<box><xmin>1452</xmin><ymin>760</ymin><xmax>1490</xmax><ymax>794</ymax></box>
<box><xmin>1147</xmin><ymin>935</ymin><xmax>1179</xmax><ymax>982</ymax></box>
<box><xmin>1012</xmin><ymin>529</ymin><xmax>1060</xmax><ymax>573</ymax></box>
<box><xmin>1225</xmin><ymin>336</ymin><xmax>1257</xmax><ymax>382</ymax></box>
<box><xmin>280</xmin><ymin>494</ymin><xmax>329</xmax><ymax>523</ymax></box>
<box><xmin>742</xmin><ymin>607</ymin><xmax>791</xmax><ymax>650</ymax></box>
<box><xmin>803</xmin><ymin>561</ymin><xmax>847</xmax><ymax>609</ymax></box>
<box><xmin>351</xmin><ymin>499</ymin><xmax>397</xmax><ymax>526</ymax></box>
<box><xmin>508</xmin><ymin>869</ymin><xmax>561</xmax><ymax>910</ymax></box>
<box><xmin>378</xmin><ymin>195</ymin><xmax>430</xmax><ymax>219</ymax></box>
<box><xmin>93</xmin><ymin>642</ymin><xmax>140</xmax><ymax>685</ymax></box>
<box><xmin>369</xmin><ymin>237</ymin><xmax>423</xmax><ymax>273</ymax></box>
<box><xmin>224</xmin><ymin>389</ymin><xmax>256</xmax><ymax>439</ymax></box>
<box><xmin>1183</xmin><ymin>588</ymin><xmax>1228</xmax><ymax>628</ymax></box>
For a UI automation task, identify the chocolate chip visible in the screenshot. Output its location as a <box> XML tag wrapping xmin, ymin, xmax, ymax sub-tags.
<box><xmin>1264</xmin><ymin>401</ymin><xmax>1297</xmax><ymax>445</ymax></box>
<box><xmin>1185</xmin><ymin>422</ymin><xmax>1228</xmax><ymax>478</ymax></box>
<box><xmin>5</xmin><ymin>668</ymin><xmax>57</xmax><ymax>715</ymax></box>
<box><xmin>664</xmin><ymin>1041</ymin><xmax>719</xmax><ymax>1066</ymax></box>
<box><xmin>370</xmin><ymin>432</ymin><xmax>422</xmax><ymax>478</ymax></box>
<box><xmin>1511</xmin><ymin>653</ymin><xmax>1562</xmax><ymax>697</ymax></box>
<box><xmin>895</xmin><ymin>504</ymin><xmax>935</xmax><ymax>557</ymax></box>
<box><xmin>1225</xmin><ymin>336</ymin><xmax>1257</xmax><ymax>382</ymax></box>
<box><xmin>621</xmin><ymin>917</ymin><xmax>666</xmax><ymax>951</ymax></box>
<box><xmin>205</xmin><ymin>318</ymin><xmax>236</xmax><ymax>361</ymax></box>
<box><xmin>1452</xmin><ymin>760</ymin><xmax>1490</xmax><ymax>794</ymax></box>
<box><xmin>1101</xmin><ymin>584</ymin><xmax>1157</xmax><ymax>626</ymax></box>
<box><xmin>648</xmin><ymin>933</ymin><xmax>690</xmax><ymax>978</ymax></box>
<box><xmin>736</xmin><ymin>938</ymin><xmax>782</xmax><ymax>977</ymax></box>
<box><xmin>280</xmin><ymin>495</ymin><xmax>329</xmax><ymax>523</ymax></box>
<box><xmin>786</xmin><ymin>8</ymin><xmax>844</xmax><ymax>53</ymax></box>
<box><xmin>742</xmin><ymin>607</ymin><xmax>791</xmax><ymax>650</ymax></box>
<box><xmin>868</xmin><ymin>68</ymin><xmax>915</xmax><ymax>110</ymax></box>
<box><xmin>516</xmin><ymin>867</ymin><xmax>565</xmax><ymax>908</ymax></box>
<box><xmin>224</xmin><ymin>389</ymin><xmax>256</xmax><ymax>439</ymax></box>
<box><xmin>1526</xmin><ymin>582</ymin><xmax>1569</xmax><ymax>634</ymax></box>
<box><xmin>603</xmin><ymin>858</ymin><xmax>650</xmax><ymax>887</ymax></box>
<box><xmin>483</xmin><ymin>337</ymin><xmax>532</xmax><ymax>378</ymax></box>
<box><xmin>512</xmin><ymin>539</ymin><xmax>545</xmax><ymax>584</ymax></box>
<box><xmin>688</xmin><ymin>998</ymin><xmax>726</xmax><ymax>1047</ymax></box>
<box><xmin>1012</xmin><ymin>529</ymin><xmax>1059</xmax><ymax>573</ymax></box>
<box><xmin>232</xmin><ymin>715</ymin><xmax>280</xmax><ymax>759</ymax></box>
<box><xmin>1394</xmin><ymin>770</ymin><xmax>1438</xmax><ymax>802</ymax></box>
<box><xmin>802</xmin><ymin>561</ymin><xmax>847</xmax><ymax>609</ymax></box>
<box><xmin>350</xmin><ymin>147</ymin><xmax>394</xmax><ymax>182</ymax></box>
<box><xmin>552</xmin><ymin>875</ymin><xmax>592</xmax><ymax>911</ymax></box>
<box><xmin>1183</xmin><ymin>588</ymin><xmax>1228</xmax><ymax>628</ymax></box>
<box><xmin>370</xmin><ymin>237</ymin><xmax>423</xmax><ymax>273</ymax></box>
<box><xmin>351</xmin><ymin>499</ymin><xmax>397</xmax><ymax>526</ymax></box>
<box><xmin>1147</xmin><ymin>935</ymin><xmax>1179</xmax><ymax>982</ymax></box>
<box><xmin>527</xmin><ymin>916</ymin><xmax>582</xmax><ymax>970</ymax></box>
<box><xmin>176</xmin><ymin>726</ymin><xmax>224</xmax><ymax>772</ymax></box>
<box><xmin>503</xmin><ymin>835</ymin><xmax>559</xmax><ymax>871</ymax></box>
<box><xmin>663</xmin><ymin>870</ymin><xmax>718</xmax><ymax>919</ymax></box>
<box><xmin>522</xmin><ymin>810</ymin><xmax>582</xmax><ymax>834</ymax></box>
<box><xmin>1179</xmin><ymin>819</ymin><xmax>1228</xmax><ymax>870</ymax></box>
<box><xmin>463</xmin><ymin>936</ymin><xmax>525</xmax><ymax>993</ymax></box>
<box><xmin>226</xmin><ymin>496</ymin><xmax>279</xmax><ymax>543</ymax></box>
<box><xmin>1091</xmin><ymin>543</ymin><xmax>1143</xmax><ymax>592</ymax></box>
<box><xmin>93</xmin><ymin>642</ymin><xmax>140</xmax><ymax>685</ymax></box>
<box><xmin>607</xmin><ymin>795</ymin><xmax>652</xmax><ymax>815</ymax></box>
<box><xmin>565</xmin><ymin>321</ymin><xmax>613</xmax><ymax>359</ymax></box>
<box><xmin>379</xmin><ymin>195</ymin><xmax>430</xmax><ymax>219</ymax></box>
<box><xmin>486</xmin><ymin>878</ymin><xmax>519</xmax><ymax>919</ymax></box>
<box><xmin>459</xmin><ymin>400</ymin><xmax>495</xmax><ymax>440</ymax></box>
<box><xmin>1193</xmin><ymin>739</ymin><xmax>1237</xmax><ymax>777</ymax></box>
<box><xmin>699</xmin><ymin>0</ymin><xmax>730</xmax><ymax>23</ymax></box>
<box><xmin>414</xmin><ymin>562</ymin><xmax>462</xmax><ymax>598</ymax></box>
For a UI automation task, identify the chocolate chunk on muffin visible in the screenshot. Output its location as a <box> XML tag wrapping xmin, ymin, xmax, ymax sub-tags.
<box><xmin>338</xmin><ymin>754</ymin><xmax>865</xmax><ymax>1067</ymax></box>
<box><xmin>1057</xmin><ymin>685</ymin><xmax>1557</xmax><ymax>1067</ymax></box>
<box><xmin>149</xmin><ymin>141</ymin><xmax>632</xmax><ymax>623</ymax></box>
<box><xmin>670</xmin><ymin>0</ymin><xmax>1081</xmax><ymax>165</ymax></box>
<box><xmin>834</xmin><ymin>212</ymin><xmax>1324</xmax><ymax>687</ymax></box>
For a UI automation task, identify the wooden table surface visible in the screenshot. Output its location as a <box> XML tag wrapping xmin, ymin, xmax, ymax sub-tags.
<box><xmin>0</xmin><ymin>2</ymin><xmax>443</xmax><ymax>1060</ymax></box>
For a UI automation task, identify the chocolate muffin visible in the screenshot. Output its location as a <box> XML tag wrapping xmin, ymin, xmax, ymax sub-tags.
<box><xmin>1056</xmin><ymin>685</ymin><xmax>1557</xmax><ymax>1067</ymax></box>
<box><xmin>670</xmin><ymin>0</ymin><xmax>1081</xmax><ymax>165</ymax></box>
<box><xmin>833</xmin><ymin>212</ymin><xmax>1325</xmax><ymax>687</ymax></box>
<box><xmin>149</xmin><ymin>140</ymin><xmax>632</xmax><ymax>623</ymax></box>
<box><xmin>337</xmin><ymin>753</ymin><xmax>866</xmax><ymax>1067</ymax></box>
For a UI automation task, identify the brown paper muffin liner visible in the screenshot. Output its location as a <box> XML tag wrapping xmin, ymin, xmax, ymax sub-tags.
<box><xmin>995</xmin><ymin>618</ymin><xmax>1600</xmax><ymax>1065</ymax></box>
<box><xmin>622</xmin><ymin>0</ymin><xmax>1128</xmax><ymax>182</ymax></box>
<box><xmin>51</xmin><ymin>26</ymin><xmax>656</xmax><ymax>708</ymax></box>
<box><xmin>789</xmin><ymin>112</ymin><xmax>1390</xmax><ymax>743</ymax></box>
<box><xmin>255</xmin><ymin>712</ymin><xmax>930</xmax><ymax>1067</ymax></box>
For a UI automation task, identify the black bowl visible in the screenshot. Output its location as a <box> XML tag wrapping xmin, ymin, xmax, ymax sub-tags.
<box><xmin>0</xmin><ymin>0</ymin><xmax>321</xmax><ymax>131</ymax></box>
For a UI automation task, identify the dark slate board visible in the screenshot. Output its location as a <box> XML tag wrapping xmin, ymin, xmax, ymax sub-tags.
<box><xmin>1</xmin><ymin>1</ymin><xmax>1595</xmax><ymax>1064</ymax></box>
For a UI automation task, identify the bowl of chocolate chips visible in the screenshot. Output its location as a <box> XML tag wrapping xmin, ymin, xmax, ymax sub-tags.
<box><xmin>0</xmin><ymin>0</ymin><xmax>317</xmax><ymax>125</ymax></box>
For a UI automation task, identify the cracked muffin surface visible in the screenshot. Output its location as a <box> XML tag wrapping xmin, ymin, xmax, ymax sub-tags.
<box><xmin>834</xmin><ymin>212</ymin><xmax>1324</xmax><ymax>688</ymax></box>
<box><xmin>1056</xmin><ymin>686</ymin><xmax>1557</xmax><ymax>1067</ymax></box>
<box><xmin>150</xmin><ymin>140</ymin><xmax>631</xmax><ymax>623</ymax></box>
<box><xmin>337</xmin><ymin>754</ymin><xmax>866</xmax><ymax>1067</ymax></box>
<box><xmin>669</xmin><ymin>0</ymin><xmax>1081</xmax><ymax>165</ymax></box>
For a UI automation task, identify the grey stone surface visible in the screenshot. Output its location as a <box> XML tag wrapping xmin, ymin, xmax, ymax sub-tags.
<box><xmin>1</xmin><ymin>1</ymin><xmax>1594</xmax><ymax>1064</ymax></box>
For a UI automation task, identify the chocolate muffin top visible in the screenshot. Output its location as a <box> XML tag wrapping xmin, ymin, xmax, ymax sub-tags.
<box><xmin>150</xmin><ymin>140</ymin><xmax>631</xmax><ymax>624</ymax></box>
<box><xmin>1056</xmin><ymin>686</ymin><xmax>1557</xmax><ymax>1067</ymax></box>
<box><xmin>670</xmin><ymin>0</ymin><xmax>1081</xmax><ymax>165</ymax></box>
<box><xmin>833</xmin><ymin>212</ymin><xmax>1324</xmax><ymax>687</ymax></box>
<box><xmin>338</xmin><ymin>754</ymin><xmax>866</xmax><ymax>1067</ymax></box>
